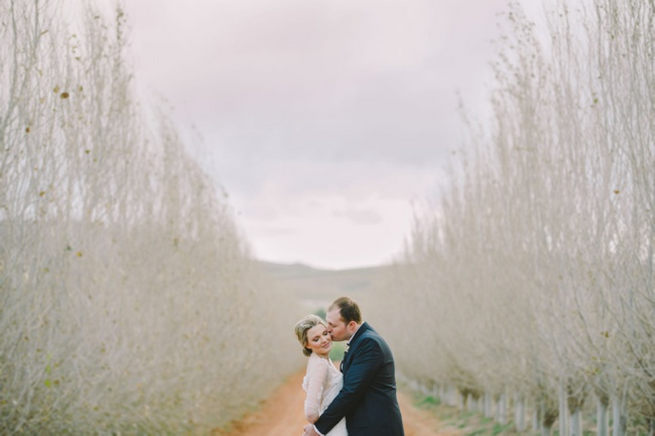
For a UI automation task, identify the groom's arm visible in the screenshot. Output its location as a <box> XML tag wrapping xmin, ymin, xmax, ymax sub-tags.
<box><xmin>314</xmin><ymin>338</ymin><xmax>383</xmax><ymax>435</ymax></box>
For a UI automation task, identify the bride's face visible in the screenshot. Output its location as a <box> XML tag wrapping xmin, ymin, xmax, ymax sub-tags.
<box><xmin>305</xmin><ymin>324</ymin><xmax>332</xmax><ymax>357</ymax></box>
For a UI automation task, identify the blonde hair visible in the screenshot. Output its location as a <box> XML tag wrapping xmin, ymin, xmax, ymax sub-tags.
<box><xmin>294</xmin><ymin>314</ymin><xmax>327</xmax><ymax>356</ymax></box>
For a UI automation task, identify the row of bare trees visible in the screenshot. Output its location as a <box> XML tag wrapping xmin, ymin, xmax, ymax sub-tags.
<box><xmin>0</xmin><ymin>1</ymin><xmax>299</xmax><ymax>433</ymax></box>
<box><xmin>374</xmin><ymin>1</ymin><xmax>654</xmax><ymax>435</ymax></box>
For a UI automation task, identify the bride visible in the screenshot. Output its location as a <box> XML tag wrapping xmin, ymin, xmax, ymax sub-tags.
<box><xmin>294</xmin><ymin>314</ymin><xmax>348</xmax><ymax>436</ymax></box>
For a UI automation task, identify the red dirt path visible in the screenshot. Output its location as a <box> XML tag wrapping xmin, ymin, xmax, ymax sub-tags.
<box><xmin>211</xmin><ymin>370</ymin><xmax>460</xmax><ymax>436</ymax></box>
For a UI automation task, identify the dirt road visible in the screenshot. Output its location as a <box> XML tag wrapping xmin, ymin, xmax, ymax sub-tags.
<box><xmin>211</xmin><ymin>370</ymin><xmax>460</xmax><ymax>436</ymax></box>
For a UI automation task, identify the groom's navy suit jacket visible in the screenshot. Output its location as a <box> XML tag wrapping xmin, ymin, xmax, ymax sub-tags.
<box><xmin>315</xmin><ymin>322</ymin><xmax>404</xmax><ymax>436</ymax></box>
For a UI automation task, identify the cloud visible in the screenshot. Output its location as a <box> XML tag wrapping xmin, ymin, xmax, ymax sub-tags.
<box><xmin>221</xmin><ymin>160</ymin><xmax>446</xmax><ymax>268</ymax></box>
<box><xmin>126</xmin><ymin>0</ymin><xmax>509</xmax><ymax>165</ymax></box>
<box><xmin>123</xmin><ymin>0</ymin><xmax>522</xmax><ymax>268</ymax></box>
<box><xmin>332</xmin><ymin>208</ymin><xmax>383</xmax><ymax>226</ymax></box>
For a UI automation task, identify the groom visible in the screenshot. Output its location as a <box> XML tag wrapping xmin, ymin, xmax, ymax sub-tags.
<box><xmin>303</xmin><ymin>296</ymin><xmax>404</xmax><ymax>436</ymax></box>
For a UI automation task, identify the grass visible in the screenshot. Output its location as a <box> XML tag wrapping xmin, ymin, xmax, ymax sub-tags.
<box><xmin>404</xmin><ymin>388</ymin><xmax>524</xmax><ymax>435</ymax></box>
<box><xmin>329</xmin><ymin>341</ymin><xmax>347</xmax><ymax>361</ymax></box>
<box><xmin>416</xmin><ymin>395</ymin><xmax>441</xmax><ymax>407</ymax></box>
<box><xmin>405</xmin><ymin>387</ymin><xmax>654</xmax><ymax>435</ymax></box>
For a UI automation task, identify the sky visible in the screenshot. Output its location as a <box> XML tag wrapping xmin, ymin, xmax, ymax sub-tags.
<box><xmin>120</xmin><ymin>0</ymin><xmax>538</xmax><ymax>269</ymax></box>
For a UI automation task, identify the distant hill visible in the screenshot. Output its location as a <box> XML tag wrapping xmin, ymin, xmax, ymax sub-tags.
<box><xmin>255</xmin><ymin>260</ymin><xmax>391</xmax><ymax>311</ymax></box>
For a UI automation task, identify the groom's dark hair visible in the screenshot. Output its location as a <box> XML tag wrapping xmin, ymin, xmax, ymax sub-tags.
<box><xmin>330</xmin><ymin>296</ymin><xmax>361</xmax><ymax>324</ymax></box>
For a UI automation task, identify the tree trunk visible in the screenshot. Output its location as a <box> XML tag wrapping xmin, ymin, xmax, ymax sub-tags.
<box><xmin>453</xmin><ymin>387</ymin><xmax>463</xmax><ymax>409</ymax></box>
<box><xmin>438</xmin><ymin>385</ymin><xmax>446</xmax><ymax>401</ymax></box>
<box><xmin>570</xmin><ymin>408</ymin><xmax>582</xmax><ymax>436</ymax></box>
<box><xmin>466</xmin><ymin>394</ymin><xmax>474</xmax><ymax>412</ymax></box>
<box><xmin>559</xmin><ymin>384</ymin><xmax>569</xmax><ymax>436</ymax></box>
<box><xmin>432</xmin><ymin>383</ymin><xmax>440</xmax><ymax>401</ymax></box>
<box><xmin>611</xmin><ymin>394</ymin><xmax>626</xmax><ymax>436</ymax></box>
<box><xmin>484</xmin><ymin>392</ymin><xmax>493</xmax><ymax>418</ymax></box>
<box><xmin>496</xmin><ymin>393</ymin><xmax>507</xmax><ymax>424</ymax></box>
<box><xmin>514</xmin><ymin>395</ymin><xmax>525</xmax><ymax>432</ymax></box>
<box><xmin>596</xmin><ymin>396</ymin><xmax>609</xmax><ymax>436</ymax></box>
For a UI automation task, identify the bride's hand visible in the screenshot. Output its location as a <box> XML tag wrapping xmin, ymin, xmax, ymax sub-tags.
<box><xmin>302</xmin><ymin>423</ymin><xmax>319</xmax><ymax>436</ymax></box>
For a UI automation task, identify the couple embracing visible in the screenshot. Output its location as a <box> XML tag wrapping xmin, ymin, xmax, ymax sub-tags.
<box><xmin>294</xmin><ymin>297</ymin><xmax>404</xmax><ymax>436</ymax></box>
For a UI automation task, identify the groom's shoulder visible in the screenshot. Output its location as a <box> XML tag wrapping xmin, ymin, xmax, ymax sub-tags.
<box><xmin>362</xmin><ymin>323</ymin><xmax>390</xmax><ymax>350</ymax></box>
<box><xmin>359</xmin><ymin>323</ymin><xmax>388</xmax><ymax>346</ymax></box>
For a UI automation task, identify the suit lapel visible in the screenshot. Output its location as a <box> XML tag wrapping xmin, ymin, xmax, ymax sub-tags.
<box><xmin>340</xmin><ymin>322</ymin><xmax>370</xmax><ymax>374</ymax></box>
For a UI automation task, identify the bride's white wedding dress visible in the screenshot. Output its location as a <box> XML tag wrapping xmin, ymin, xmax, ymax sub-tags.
<box><xmin>302</xmin><ymin>353</ymin><xmax>348</xmax><ymax>436</ymax></box>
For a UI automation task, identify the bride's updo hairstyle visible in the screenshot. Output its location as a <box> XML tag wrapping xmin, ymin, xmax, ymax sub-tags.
<box><xmin>294</xmin><ymin>314</ymin><xmax>327</xmax><ymax>356</ymax></box>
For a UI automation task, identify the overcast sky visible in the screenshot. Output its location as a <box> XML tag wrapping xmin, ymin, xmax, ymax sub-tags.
<box><xmin>121</xmin><ymin>0</ymin><xmax>537</xmax><ymax>269</ymax></box>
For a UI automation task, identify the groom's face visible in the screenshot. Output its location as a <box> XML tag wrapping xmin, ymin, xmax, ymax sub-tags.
<box><xmin>326</xmin><ymin>309</ymin><xmax>350</xmax><ymax>342</ymax></box>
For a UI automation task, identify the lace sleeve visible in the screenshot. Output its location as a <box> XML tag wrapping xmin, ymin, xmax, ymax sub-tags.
<box><xmin>304</xmin><ymin>356</ymin><xmax>328</xmax><ymax>423</ymax></box>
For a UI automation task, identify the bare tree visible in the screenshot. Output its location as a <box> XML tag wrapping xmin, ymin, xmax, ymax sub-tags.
<box><xmin>0</xmin><ymin>1</ymin><xmax>300</xmax><ymax>433</ymax></box>
<box><xmin>371</xmin><ymin>1</ymin><xmax>655</xmax><ymax>435</ymax></box>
